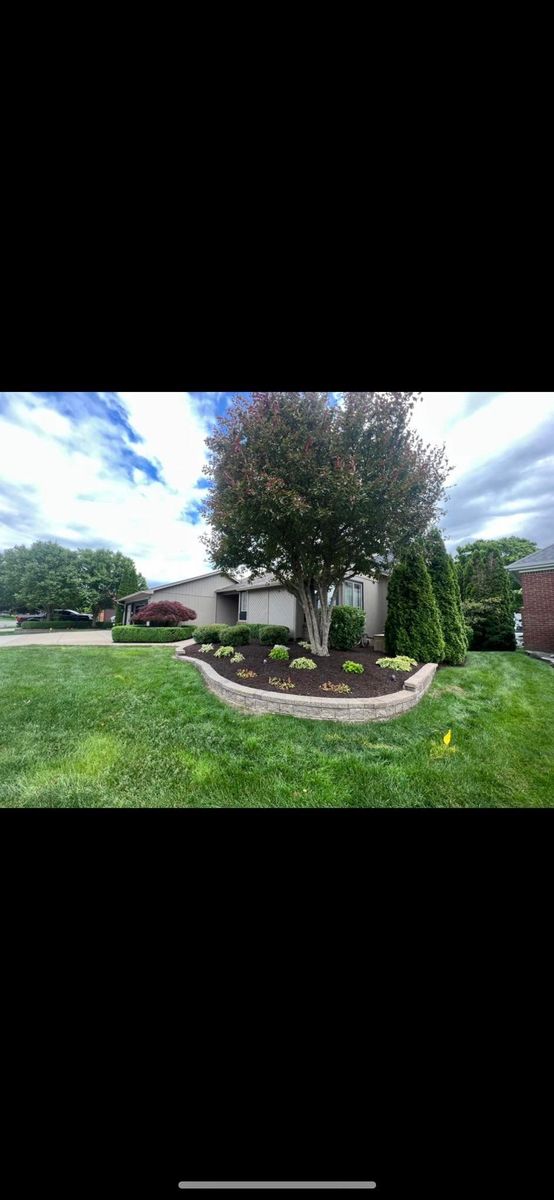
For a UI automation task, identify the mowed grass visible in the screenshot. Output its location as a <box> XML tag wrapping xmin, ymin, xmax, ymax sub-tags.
<box><xmin>0</xmin><ymin>647</ymin><xmax>553</xmax><ymax>807</ymax></box>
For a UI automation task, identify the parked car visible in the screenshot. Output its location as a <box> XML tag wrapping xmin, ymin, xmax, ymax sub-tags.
<box><xmin>54</xmin><ymin>610</ymin><xmax>93</xmax><ymax>623</ymax></box>
<box><xmin>16</xmin><ymin>610</ymin><xmax>93</xmax><ymax>626</ymax></box>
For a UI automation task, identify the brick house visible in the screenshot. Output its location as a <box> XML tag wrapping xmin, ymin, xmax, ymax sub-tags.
<box><xmin>506</xmin><ymin>543</ymin><xmax>554</xmax><ymax>652</ymax></box>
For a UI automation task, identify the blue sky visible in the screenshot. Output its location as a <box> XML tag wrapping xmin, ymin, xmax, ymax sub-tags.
<box><xmin>0</xmin><ymin>391</ymin><xmax>553</xmax><ymax>585</ymax></box>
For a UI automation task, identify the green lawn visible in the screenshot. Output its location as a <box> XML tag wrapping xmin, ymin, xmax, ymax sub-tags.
<box><xmin>0</xmin><ymin>647</ymin><xmax>552</xmax><ymax>807</ymax></box>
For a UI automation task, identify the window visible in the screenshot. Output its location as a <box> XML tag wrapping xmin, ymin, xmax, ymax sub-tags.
<box><xmin>343</xmin><ymin>581</ymin><xmax>364</xmax><ymax>608</ymax></box>
<box><xmin>239</xmin><ymin>592</ymin><xmax>248</xmax><ymax>621</ymax></box>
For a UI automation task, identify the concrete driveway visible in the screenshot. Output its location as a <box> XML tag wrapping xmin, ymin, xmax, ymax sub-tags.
<box><xmin>0</xmin><ymin>631</ymin><xmax>195</xmax><ymax>650</ymax></box>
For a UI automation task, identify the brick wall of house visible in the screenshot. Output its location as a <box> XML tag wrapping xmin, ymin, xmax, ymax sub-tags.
<box><xmin>521</xmin><ymin>570</ymin><xmax>554</xmax><ymax>651</ymax></box>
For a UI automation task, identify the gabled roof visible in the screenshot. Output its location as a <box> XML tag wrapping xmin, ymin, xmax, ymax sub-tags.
<box><xmin>153</xmin><ymin>570</ymin><xmax>239</xmax><ymax>591</ymax></box>
<box><xmin>506</xmin><ymin>543</ymin><xmax>554</xmax><ymax>572</ymax></box>
<box><xmin>117</xmin><ymin>589</ymin><xmax>153</xmax><ymax>602</ymax></box>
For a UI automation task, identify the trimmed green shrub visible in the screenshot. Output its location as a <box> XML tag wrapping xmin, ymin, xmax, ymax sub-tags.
<box><xmin>112</xmin><ymin>626</ymin><xmax>187</xmax><ymax>643</ymax></box>
<box><xmin>268</xmin><ymin>644</ymin><xmax>289</xmax><ymax>661</ymax></box>
<box><xmin>219</xmin><ymin>625</ymin><xmax>251</xmax><ymax>646</ymax></box>
<box><xmin>290</xmin><ymin>656</ymin><xmax>317</xmax><ymax>670</ymax></box>
<box><xmin>260</xmin><ymin>625</ymin><xmax>290</xmax><ymax>644</ymax></box>
<box><xmin>329</xmin><ymin>604</ymin><xmax>366</xmax><ymax>650</ymax></box>
<box><xmin>192</xmin><ymin>625</ymin><xmax>229</xmax><ymax>644</ymax></box>
<box><xmin>238</xmin><ymin>623</ymin><xmax>263</xmax><ymax>639</ymax></box>
<box><xmin>343</xmin><ymin>660</ymin><xmax>364</xmax><ymax>674</ymax></box>
<box><xmin>385</xmin><ymin>543</ymin><xmax>445</xmax><ymax>663</ymax></box>
<box><xmin>423</xmin><ymin>528</ymin><xmax>468</xmax><ymax>665</ymax></box>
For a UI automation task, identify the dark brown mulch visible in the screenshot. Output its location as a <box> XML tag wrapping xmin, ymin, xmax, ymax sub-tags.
<box><xmin>183</xmin><ymin>641</ymin><xmax>422</xmax><ymax>699</ymax></box>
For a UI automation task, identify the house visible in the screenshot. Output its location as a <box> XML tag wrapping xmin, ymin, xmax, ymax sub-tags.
<box><xmin>119</xmin><ymin>569</ymin><xmax>389</xmax><ymax>639</ymax></box>
<box><xmin>506</xmin><ymin>543</ymin><xmax>554</xmax><ymax>652</ymax></box>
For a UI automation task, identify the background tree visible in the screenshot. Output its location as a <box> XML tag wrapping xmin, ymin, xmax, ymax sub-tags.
<box><xmin>203</xmin><ymin>392</ymin><xmax>449</xmax><ymax>656</ymax></box>
<box><xmin>5</xmin><ymin>541</ymin><xmax>82</xmax><ymax>616</ymax></box>
<box><xmin>423</xmin><ymin>528</ymin><xmax>468</xmax><ymax>665</ymax></box>
<box><xmin>133</xmin><ymin>601</ymin><xmax>197</xmax><ymax>627</ymax></box>
<box><xmin>385</xmin><ymin>542</ymin><xmax>445</xmax><ymax>663</ymax></box>
<box><xmin>455</xmin><ymin>536</ymin><xmax>537</xmax><ymax>612</ymax></box>
<box><xmin>461</xmin><ymin>546</ymin><xmax>516</xmax><ymax>650</ymax></box>
<box><xmin>78</xmin><ymin>549</ymin><xmax>147</xmax><ymax>625</ymax></box>
<box><xmin>0</xmin><ymin>542</ymin><xmax>146</xmax><ymax>621</ymax></box>
<box><xmin>114</xmin><ymin>563</ymin><xmax>148</xmax><ymax>625</ymax></box>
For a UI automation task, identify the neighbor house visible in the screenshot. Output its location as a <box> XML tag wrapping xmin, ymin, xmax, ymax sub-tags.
<box><xmin>506</xmin><ymin>542</ymin><xmax>554</xmax><ymax>652</ymax></box>
<box><xmin>119</xmin><ymin>569</ymin><xmax>389</xmax><ymax>639</ymax></box>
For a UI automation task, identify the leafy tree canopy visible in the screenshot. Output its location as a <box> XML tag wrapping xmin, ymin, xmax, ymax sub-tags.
<box><xmin>204</xmin><ymin>392</ymin><xmax>449</xmax><ymax>655</ymax></box>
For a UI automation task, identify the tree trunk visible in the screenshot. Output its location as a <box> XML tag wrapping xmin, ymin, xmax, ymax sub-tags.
<box><xmin>297</xmin><ymin>581</ymin><xmax>331</xmax><ymax>656</ymax></box>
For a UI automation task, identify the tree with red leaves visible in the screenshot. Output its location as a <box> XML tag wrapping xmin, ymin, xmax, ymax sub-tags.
<box><xmin>133</xmin><ymin>601</ymin><xmax>197</xmax><ymax>627</ymax></box>
<box><xmin>203</xmin><ymin>392</ymin><xmax>450</xmax><ymax>656</ymax></box>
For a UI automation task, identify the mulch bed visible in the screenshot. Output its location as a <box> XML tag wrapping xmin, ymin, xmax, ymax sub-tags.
<box><xmin>183</xmin><ymin>641</ymin><xmax>421</xmax><ymax>699</ymax></box>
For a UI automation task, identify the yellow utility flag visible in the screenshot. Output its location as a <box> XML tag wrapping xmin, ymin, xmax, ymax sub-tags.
<box><xmin>443</xmin><ymin>729</ymin><xmax>452</xmax><ymax>746</ymax></box>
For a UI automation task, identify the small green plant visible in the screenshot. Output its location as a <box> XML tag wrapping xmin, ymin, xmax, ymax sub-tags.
<box><xmin>376</xmin><ymin>656</ymin><xmax>417</xmax><ymax>671</ymax></box>
<box><xmin>199</xmin><ymin>643</ymin><xmax>214</xmax><ymax>654</ymax></box>
<box><xmin>298</xmin><ymin>640</ymin><xmax>313</xmax><ymax>651</ymax></box>
<box><xmin>230</xmin><ymin>652</ymin><xmax>245</xmax><ymax>664</ymax></box>
<box><xmin>269</xmin><ymin>644</ymin><xmax>289</xmax><ymax>661</ymax></box>
<box><xmin>290</xmin><ymin>657</ymin><xmax>317</xmax><ymax>670</ymax></box>
<box><xmin>237</xmin><ymin>668</ymin><xmax>257</xmax><ymax>679</ymax></box>
<box><xmin>320</xmin><ymin>681</ymin><xmax>352</xmax><ymax>694</ymax></box>
<box><xmin>269</xmin><ymin>676</ymin><xmax>296</xmax><ymax>691</ymax></box>
<box><xmin>342</xmin><ymin>660</ymin><xmax>364</xmax><ymax>674</ymax></box>
<box><xmin>214</xmin><ymin>645</ymin><xmax>235</xmax><ymax>658</ymax></box>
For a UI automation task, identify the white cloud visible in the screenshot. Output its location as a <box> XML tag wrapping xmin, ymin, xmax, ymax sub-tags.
<box><xmin>0</xmin><ymin>391</ymin><xmax>215</xmax><ymax>584</ymax></box>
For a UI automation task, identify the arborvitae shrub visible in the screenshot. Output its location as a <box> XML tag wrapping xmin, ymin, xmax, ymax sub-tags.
<box><xmin>461</xmin><ymin>548</ymin><xmax>516</xmax><ymax>650</ymax></box>
<box><xmin>329</xmin><ymin>604</ymin><xmax>366</xmax><ymax>650</ymax></box>
<box><xmin>423</xmin><ymin>529</ymin><xmax>468</xmax><ymax>665</ymax></box>
<box><xmin>385</xmin><ymin>543</ymin><xmax>445</xmax><ymax>663</ymax></box>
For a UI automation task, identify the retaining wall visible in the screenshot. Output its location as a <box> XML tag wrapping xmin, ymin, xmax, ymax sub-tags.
<box><xmin>175</xmin><ymin>652</ymin><xmax>437</xmax><ymax>722</ymax></box>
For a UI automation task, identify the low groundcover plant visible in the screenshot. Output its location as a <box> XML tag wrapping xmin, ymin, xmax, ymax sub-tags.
<box><xmin>237</xmin><ymin>668</ymin><xmax>257</xmax><ymax>679</ymax></box>
<box><xmin>376</xmin><ymin>656</ymin><xmax>417</xmax><ymax>671</ymax></box>
<box><xmin>290</xmin><ymin>657</ymin><xmax>317</xmax><ymax>671</ymax></box>
<box><xmin>199</xmin><ymin>643</ymin><xmax>214</xmax><ymax>653</ymax></box>
<box><xmin>320</xmin><ymin>681</ymin><xmax>352</xmax><ymax>694</ymax></box>
<box><xmin>269</xmin><ymin>676</ymin><xmax>296</xmax><ymax>691</ymax></box>
<box><xmin>214</xmin><ymin>643</ymin><xmax>233</xmax><ymax>662</ymax></box>
<box><xmin>343</xmin><ymin>661</ymin><xmax>364</xmax><ymax>674</ymax></box>
<box><xmin>269</xmin><ymin>645</ymin><xmax>289</xmax><ymax>661</ymax></box>
<box><xmin>230</xmin><ymin>652</ymin><xmax>245</xmax><ymax>663</ymax></box>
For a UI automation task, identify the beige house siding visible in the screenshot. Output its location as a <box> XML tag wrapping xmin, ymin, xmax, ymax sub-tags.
<box><xmin>239</xmin><ymin>587</ymin><xmax>298</xmax><ymax>635</ymax></box>
<box><xmin>351</xmin><ymin>575</ymin><xmax>388</xmax><ymax>635</ymax></box>
<box><xmin>151</xmin><ymin>573</ymin><xmax>235</xmax><ymax>628</ymax></box>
